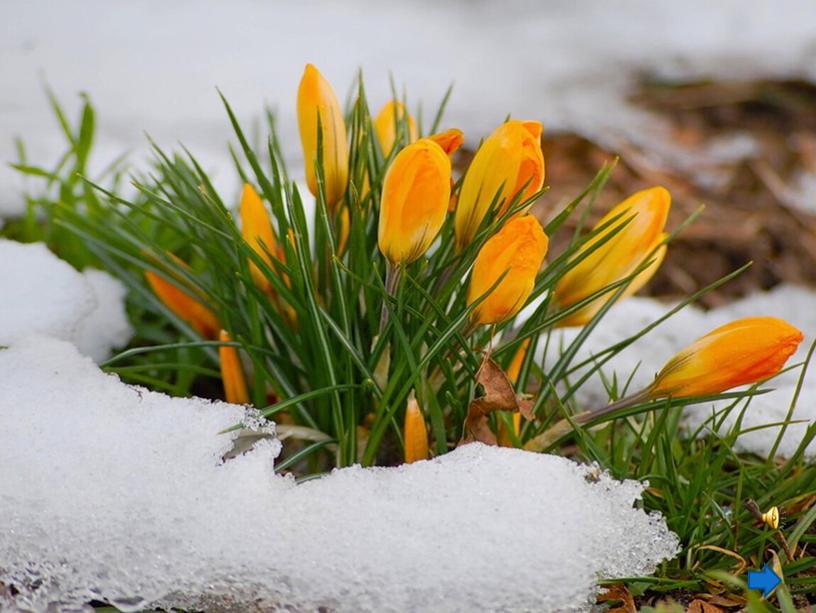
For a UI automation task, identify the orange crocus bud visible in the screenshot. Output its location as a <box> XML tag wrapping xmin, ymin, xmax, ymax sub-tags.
<box><xmin>467</xmin><ymin>215</ymin><xmax>548</xmax><ymax>326</ymax></box>
<box><xmin>240</xmin><ymin>183</ymin><xmax>278</xmax><ymax>294</ymax></box>
<box><xmin>553</xmin><ymin>187</ymin><xmax>670</xmax><ymax>327</ymax></box>
<box><xmin>377</xmin><ymin>138</ymin><xmax>452</xmax><ymax>265</ymax></box>
<box><xmin>145</xmin><ymin>269</ymin><xmax>220</xmax><ymax>339</ymax></box>
<box><xmin>454</xmin><ymin>120</ymin><xmax>544</xmax><ymax>249</ymax></box>
<box><xmin>374</xmin><ymin>100</ymin><xmax>418</xmax><ymax>156</ymax></box>
<box><xmin>403</xmin><ymin>396</ymin><xmax>429</xmax><ymax>463</ymax></box>
<box><xmin>297</xmin><ymin>64</ymin><xmax>349</xmax><ymax>211</ymax></box>
<box><xmin>427</xmin><ymin>128</ymin><xmax>464</xmax><ymax>156</ymax></box>
<box><xmin>219</xmin><ymin>330</ymin><xmax>250</xmax><ymax>405</ymax></box>
<box><xmin>648</xmin><ymin>317</ymin><xmax>803</xmax><ymax>399</ymax></box>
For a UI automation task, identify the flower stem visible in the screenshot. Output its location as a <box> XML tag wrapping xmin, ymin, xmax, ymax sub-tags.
<box><xmin>524</xmin><ymin>388</ymin><xmax>651</xmax><ymax>452</ymax></box>
<box><xmin>378</xmin><ymin>262</ymin><xmax>401</xmax><ymax>336</ymax></box>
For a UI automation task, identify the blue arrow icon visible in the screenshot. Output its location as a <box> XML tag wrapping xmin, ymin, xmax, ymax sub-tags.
<box><xmin>747</xmin><ymin>563</ymin><xmax>781</xmax><ymax>597</ymax></box>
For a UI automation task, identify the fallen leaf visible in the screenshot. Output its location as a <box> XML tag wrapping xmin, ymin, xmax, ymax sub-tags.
<box><xmin>696</xmin><ymin>593</ymin><xmax>744</xmax><ymax>607</ymax></box>
<box><xmin>459</xmin><ymin>357</ymin><xmax>534</xmax><ymax>445</ymax></box>
<box><xmin>596</xmin><ymin>584</ymin><xmax>636</xmax><ymax>613</ymax></box>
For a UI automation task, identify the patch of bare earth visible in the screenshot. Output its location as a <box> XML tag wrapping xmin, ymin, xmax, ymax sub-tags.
<box><xmin>535</xmin><ymin>78</ymin><xmax>816</xmax><ymax>308</ymax></box>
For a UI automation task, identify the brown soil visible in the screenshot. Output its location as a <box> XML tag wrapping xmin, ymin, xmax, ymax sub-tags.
<box><xmin>534</xmin><ymin>78</ymin><xmax>816</xmax><ymax>309</ymax></box>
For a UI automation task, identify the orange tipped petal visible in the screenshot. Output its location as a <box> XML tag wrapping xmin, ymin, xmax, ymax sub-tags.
<box><xmin>145</xmin><ymin>270</ymin><xmax>220</xmax><ymax>339</ymax></box>
<box><xmin>403</xmin><ymin>397</ymin><xmax>429</xmax><ymax>463</ymax></box>
<box><xmin>219</xmin><ymin>330</ymin><xmax>250</xmax><ymax>405</ymax></box>
<box><xmin>297</xmin><ymin>64</ymin><xmax>349</xmax><ymax>211</ymax></box>
<box><xmin>521</xmin><ymin>120</ymin><xmax>543</xmax><ymax>140</ymax></box>
<box><xmin>428</xmin><ymin>128</ymin><xmax>464</xmax><ymax>156</ymax></box>
<box><xmin>467</xmin><ymin>215</ymin><xmax>549</xmax><ymax>326</ymax></box>
<box><xmin>649</xmin><ymin>316</ymin><xmax>804</xmax><ymax>398</ymax></box>
<box><xmin>378</xmin><ymin>138</ymin><xmax>452</xmax><ymax>265</ymax></box>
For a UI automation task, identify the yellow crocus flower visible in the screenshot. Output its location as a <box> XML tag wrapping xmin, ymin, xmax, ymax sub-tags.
<box><xmin>403</xmin><ymin>396</ymin><xmax>429</xmax><ymax>463</ymax></box>
<box><xmin>377</xmin><ymin>138</ymin><xmax>451</xmax><ymax>265</ymax></box>
<box><xmin>297</xmin><ymin>63</ymin><xmax>349</xmax><ymax>211</ymax></box>
<box><xmin>374</xmin><ymin>100</ymin><xmax>418</xmax><ymax>156</ymax></box>
<box><xmin>145</xmin><ymin>264</ymin><xmax>220</xmax><ymax>340</ymax></box>
<box><xmin>648</xmin><ymin>317</ymin><xmax>803</xmax><ymax>399</ymax></box>
<box><xmin>219</xmin><ymin>330</ymin><xmax>250</xmax><ymax>405</ymax></box>
<box><xmin>239</xmin><ymin>183</ymin><xmax>279</xmax><ymax>294</ymax></box>
<box><xmin>454</xmin><ymin>120</ymin><xmax>544</xmax><ymax>249</ymax></box>
<box><xmin>553</xmin><ymin>186</ymin><xmax>670</xmax><ymax>327</ymax></box>
<box><xmin>467</xmin><ymin>215</ymin><xmax>548</xmax><ymax>326</ymax></box>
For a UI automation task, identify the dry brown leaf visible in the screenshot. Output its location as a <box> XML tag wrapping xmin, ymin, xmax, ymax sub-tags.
<box><xmin>694</xmin><ymin>545</ymin><xmax>747</xmax><ymax>575</ymax></box>
<box><xmin>687</xmin><ymin>600</ymin><xmax>724</xmax><ymax>613</ymax></box>
<box><xmin>697</xmin><ymin>593</ymin><xmax>744</xmax><ymax>607</ymax></box>
<box><xmin>459</xmin><ymin>357</ymin><xmax>534</xmax><ymax>446</ymax></box>
<box><xmin>596</xmin><ymin>584</ymin><xmax>636</xmax><ymax>613</ymax></box>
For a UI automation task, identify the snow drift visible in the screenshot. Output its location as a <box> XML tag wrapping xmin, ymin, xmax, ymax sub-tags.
<box><xmin>0</xmin><ymin>336</ymin><xmax>678</xmax><ymax>612</ymax></box>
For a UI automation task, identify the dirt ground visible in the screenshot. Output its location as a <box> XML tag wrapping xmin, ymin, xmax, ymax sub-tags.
<box><xmin>534</xmin><ymin>78</ymin><xmax>816</xmax><ymax>309</ymax></box>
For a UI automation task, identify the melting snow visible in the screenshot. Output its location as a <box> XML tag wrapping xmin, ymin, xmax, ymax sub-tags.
<box><xmin>0</xmin><ymin>336</ymin><xmax>678</xmax><ymax>612</ymax></box>
<box><xmin>0</xmin><ymin>239</ymin><xmax>132</xmax><ymax>361</ymax></box>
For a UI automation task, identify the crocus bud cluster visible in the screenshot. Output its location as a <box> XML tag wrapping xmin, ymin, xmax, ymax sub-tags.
<box><xmin>140</xmin><ymin>63</ymin><xmax>806</xmax><ymax>463</ymax></box>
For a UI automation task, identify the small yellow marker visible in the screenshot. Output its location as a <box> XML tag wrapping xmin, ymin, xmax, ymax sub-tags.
<box><xmin>761</xmin><ymin>506</ymin><xmax>780</xmax><ymax>530</ymax></box>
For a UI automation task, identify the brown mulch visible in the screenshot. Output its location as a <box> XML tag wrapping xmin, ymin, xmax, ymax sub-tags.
<box><xmin>534</xmin><ymin>78</ymin><xmax>816</xmax><ymax>308</ymax></box>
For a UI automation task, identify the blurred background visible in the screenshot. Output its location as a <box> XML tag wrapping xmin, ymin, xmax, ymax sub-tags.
<box><xmin>3</xmin><ymin>0</ymin><xmax>816</xmax><ymax>304</ymax></box>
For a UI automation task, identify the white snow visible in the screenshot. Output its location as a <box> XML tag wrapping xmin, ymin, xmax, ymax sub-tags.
<box><xmin>0</xmin><ymin>336</ymin><xmax>679</xmax><ymax>613</ymax></box>
<box><xmin>547</xmin><ymin>285</ymin><xmax>816</xmax><ymax>458</ymax></box>
<box><xmin>3</xmin><ymin>0</ymin><xmax>816</xmax><ymax>218</ymax></box>
<box><xmin>0</xmin><ymin>239</ymin><xmax>133</xmax><ymax>361</ymax></box>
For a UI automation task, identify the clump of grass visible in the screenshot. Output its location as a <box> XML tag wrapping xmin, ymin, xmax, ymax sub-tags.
<box><xmin>6</xmin><ymin>71</ymin><xmax>816</xmax><ymax>609</ymax></box>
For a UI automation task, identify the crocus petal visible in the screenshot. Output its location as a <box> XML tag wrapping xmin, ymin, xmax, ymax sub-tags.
<box><xmin>219</xmin><ymin>330</ymin><xmax>250</xmax><ymax>405</ymax></box>
<box><xmin>378</xmin><ymin>139</ymin><xmax>452</xmax><ymax>265</ymax></box>
<box><xmin>403</xmin><ymin>397</ymin><xmax>429</xmax><ymax>463</ymax></box>
<box><xmin>649</xmin><ymin>316</ymin><xmax>804</xmax><ymax>398</ymax></box>
<box><xmin>374</xmin><ymin>100</ymin><xmax>418</xmax><ymax>156</ymax></box>
<box><xmin>455</xmin><ymin>120</ymin><xmax>545</xmax><ymax>250</ymax></box>
<box><xmin>467</xmin><ymin>215</ymin><xmax>549</xmax><ymax>325</ymax></box>
<box><xmin>240</xmin><ymin>183</ymin><xmax>278</xmax><ymax>294</ymax></box>
<box><xmin>428</xmin><ymin>128</ymin><xmax>465</xmax><ymax>156</ymax></box>
<box><xmin>297</xmin><ymin>64</ymin><xmax>349</xmax><ymax>211</ymax></box>
<box><xmin>145</xmin><ymin>270</ymin><xmax>220</xmax><ymax>339</ymax></box>
<box><xmin>554</xmin><ymin>187</ymin><xmax>670</xmax><ymax>327</ymax></box>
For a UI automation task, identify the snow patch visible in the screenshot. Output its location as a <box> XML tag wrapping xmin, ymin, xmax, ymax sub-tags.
<box><xmin>0</xmin><ymin>239</ymin><xmax>133</xmax><ymax>361</ymax></box>
<box><xmin>0</xmin><ymin>336</ymin><xmax>678</xmax><ymax>612</ymax></box>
